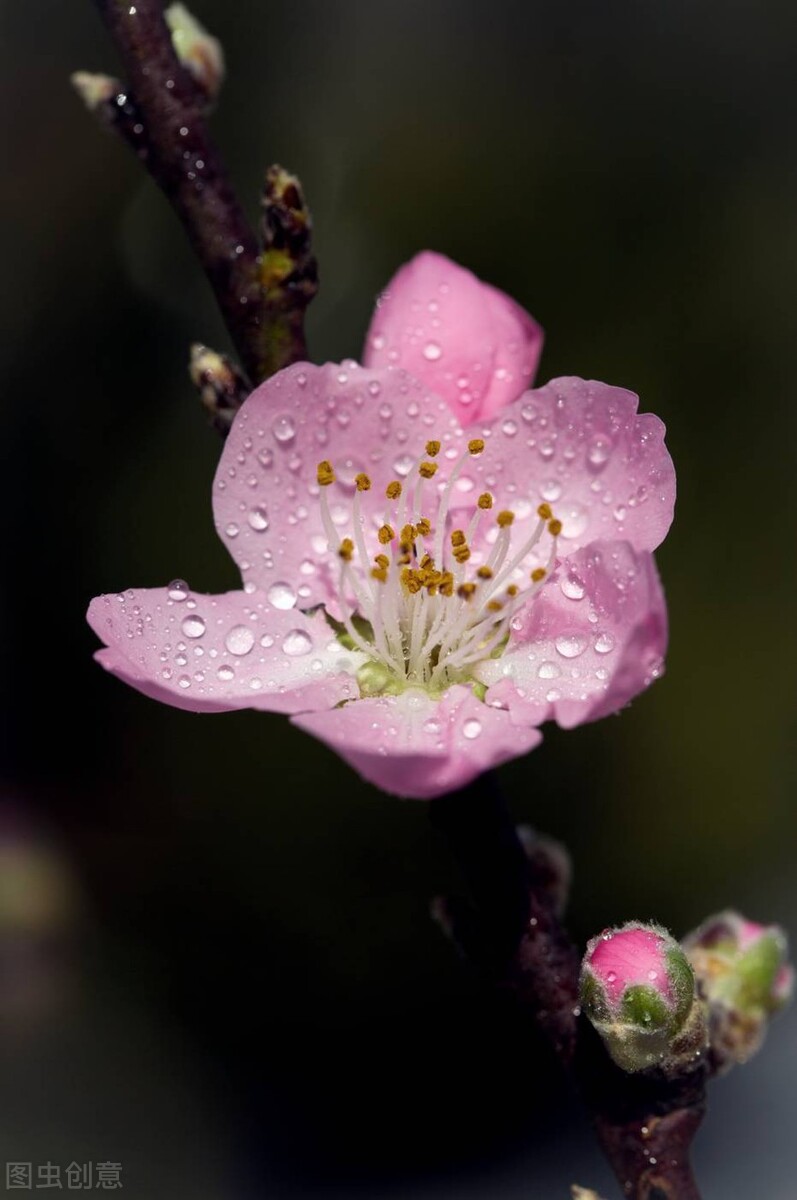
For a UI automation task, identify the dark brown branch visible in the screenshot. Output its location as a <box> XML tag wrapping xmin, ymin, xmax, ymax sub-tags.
<box><xmin>430</xmin><ymin>776</ymin><xmax>707</xmax><ymax>1200</ymax></box>
<box><xmin>89</xmin><ymin>0</ymin><xmax>313</xmax><ymax>384</ymax></box>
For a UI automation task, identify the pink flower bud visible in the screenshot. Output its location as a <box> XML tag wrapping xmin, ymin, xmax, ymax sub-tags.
<box><xmin>683</xmin><ymin>910</ymin><xmax>793</xmax><ymax>1071</ymax></box>
<box><xmin>580</xmin><ymin>922</ymin><xmax>704</xmax><ymax>1074</ymax></box>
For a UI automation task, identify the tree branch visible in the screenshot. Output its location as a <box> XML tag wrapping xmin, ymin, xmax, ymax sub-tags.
<box><xmin>88</xmin><ymin>0</ymin><xmax>315</xmax><ymax>384</ymax></box>
<box><xmin>430</xmin><ymin>775</ymin><xmax>707</xmax><ymax>1200</ymax></box>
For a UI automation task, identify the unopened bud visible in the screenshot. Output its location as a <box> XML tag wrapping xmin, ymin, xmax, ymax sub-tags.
<box><xmin>683</xmin><ymin>910</ymin><xmax>793</xmax><ymax>1072</ymax></box>
<box><xmin>165</xmin><ymin>3</ymin><xmax>225</xmax><ymax>104</ymax></box>
<box><xmin>71</xmin><ymin>71</ymin><xmax>121</xmax><ymax>113</ymax></box>
<box><xmin>189</xmin><ymin>344</ymin><xmax>249</xmax><ymax>435</ymax></box>
<box><xmin>580</xmin><ymin>922</ymin><xmax>706</xmax><ymax>1075</ymax></box>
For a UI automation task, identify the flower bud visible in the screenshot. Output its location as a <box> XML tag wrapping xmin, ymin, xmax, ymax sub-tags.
<box><xmin>165</xmin><ymin>3</ymin><xmax>225</xmax><ymax>104</ymax></box>
<box><xmin>580</xmin><ymin>922</ymin><xmax>706</xmax><ymax>1074</ymax></box>
<box><xmin>683</xmin><ymin>910</ymin><xmax>793</xmax><ymax>1071</ymax></box>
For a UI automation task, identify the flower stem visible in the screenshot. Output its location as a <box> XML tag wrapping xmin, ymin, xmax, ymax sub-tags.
<box><xmin>429</xmin><ymin>773</ymin><xmax>706</xmax><ymax>1199</ymax></box>
<box><xmin>89</xmin><ymin>0</ymin><xmax>316</xmax><ymax>384</ymax></box>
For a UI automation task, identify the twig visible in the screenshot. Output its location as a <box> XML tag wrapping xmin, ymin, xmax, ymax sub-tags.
<box><xmin>430</xmin><ymin>775</ymin><xmax>707</xmax><ymax>1200</ymax></box>
<box><xmin>86</xmin><ymin>0</ymin><xmax>314</xmax><ymax>383</ymax></box>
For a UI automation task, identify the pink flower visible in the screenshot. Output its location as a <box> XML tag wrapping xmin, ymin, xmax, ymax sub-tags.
<box><xmin>88</xmin><ymin>252</ymin><xmax>675</xmax><ymax>799</ymax></box>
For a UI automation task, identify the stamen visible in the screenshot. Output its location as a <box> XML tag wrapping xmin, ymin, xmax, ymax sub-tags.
<box><xmin>468</xmin><ymin>439</ymin><xmax>485</xmax><ymax>455</ymax></box>
<box><xmin>386</xmin><ymin>480</ymin><xmax>402</xmax><ymax>499</ymax></box>
<box><xmin>317</xmin><ymin>460</ymin><xmax>335</xmax><ymax>487</ymax></box>
<box><xmin>338</xmin><ymin>538</ymin><xmax>354</xmax><ymax>561</ymax></box>
<box><xmin>496</xmin><ymin>510</ymin><xmax>515</xmax><ymax>528</ymax></box>
<box><xmin>378</xmin><ymin>524</ymin><xmax>395</xmax><ymax>545</ymax></box>
<box><xmin>531</xmin><ymin>567</ymin><xmax>547</xmax><ymax>583</ymax></box>
<box><xmin>355</xmin><ymin>472</ymin><xmax>371</xmax><ymax>491</ymax></box>
<box><xmin>477</xmin><ymin>566</ymin><xmax>493</xmax><ymax>579</ymax></box>
<box><xmin>478</xmin><ymin>492</ymin><xmax>493</xmax><ymax>510</ymax></box>
<box><xmin>425</xmin><ymin>440</ymin><xmax>441</xmax><ymax>457</ymax></box>
<box><xmin>548</xmin><ymin>518</ymin><xmax>562</xmax><ymax>536</ymax></box>
<box><xmin>419</xmin><ymin>461</ymin><xmax>438</xmax><ymax>479</ymax></box>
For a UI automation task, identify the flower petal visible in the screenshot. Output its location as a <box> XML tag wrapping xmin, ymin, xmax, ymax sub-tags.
<box><xmin>363</xmin><ymin>251</ymin><xmax>543</xmax><ymax>425</ymax></box>
<box><xmin>87</xmin><ymin>587</ymin><xmax>362</xmax><ymax>714</ymax></box>
<box><xmin>292</xmin><ymin>684</ymin><xmax>542</xmax><ymax>799</ymax></box>
<box><xmin>475</xmin><ymin>541</ymin><xmax>667</xmax><ymax>730</ymax></box>
<box><xmin>212</xmin><ymin>361</ymin><xmax>458</xmax><ymax>606</ymax></box>
<box><xmin>459</xmin><ymin>376</ymin><xmax>675</xmax><ymax>556</ymax></box>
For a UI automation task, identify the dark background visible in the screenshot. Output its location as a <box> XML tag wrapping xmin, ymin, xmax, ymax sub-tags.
<box><xmin>2</xmin><ymin>1</ymin><xmax>796</xmax><ymax>1196</ymax></box>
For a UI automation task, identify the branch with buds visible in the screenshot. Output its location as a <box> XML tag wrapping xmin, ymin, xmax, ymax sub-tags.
<box><xmin>74</xmin><ymin>0</ymin><xmax>316</xmax><ymax>396</ymax></box>
<box><xmin>431</xmin><ymin>776</ymin><xmax>792</xmax><ymax>1200</ymax></box>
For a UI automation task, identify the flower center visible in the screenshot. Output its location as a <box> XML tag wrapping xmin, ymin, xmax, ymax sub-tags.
<box><xmin>316</xmin><ymin>439</ymin><xmax>561</xmax><ymax>697</ymax></box>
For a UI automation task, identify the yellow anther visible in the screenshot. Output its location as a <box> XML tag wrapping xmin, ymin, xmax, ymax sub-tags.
<box><xmin>425</xmin><ymin>440</ymin><xmax>441</xmax><ymax>457</ymax></box>
<box><xmin>374</xmin><ymin>553</ymin><xmax>389</xmax><ymax>570</ymax></box>
<box><xmin>371</xmin><ymin>567</ymin><xmax>388</xmax><ymax>583</ymax></box>
<box><xmin>419</xmin><ymin>553</ymin><xmax>434</xmax><ymax>569</ymax></box>
<box><xmin>416</xmin><ymin>517</ymin><xmax>431</xmax><ymax>537</ymax></box>
<box><xmin>478</xmin><ymin>492</ymin><xmax>494</xmax><ymax>510</ymax></box>
<box><xmin>419</xmin><ymin>460</ymin><xmax>438</xmax><ymax>479</ymax></box>
<box><xmin>548</xmin><ymin>518</ymin><xmax>562</xmax><ymax>537</ymax></box>
<box><xmin>427</xmin><ymin>582</ymin><xmax>439</xmax><ymax>596</ymax></box>
<box><xmin>531</xmin><ymin>567</ymin><xmax>547</xmax><ymax>583</ymax></box>
<box><xmin>497</xmin><ymin>510</ymin><xmax>515</xmax><ymax>528</ymax></box>
<box><xmin>468</xmin><ymin>438</ymin><xmax>485</xmax><ymax>455</ymax></box>
<box><xmin>400</xmin><ymin>523</ymin><xmax>416</xmax><ymax>544</ymax></box>
<box><xmin>338</xmin><ymin>537</ymin><xmax>354</xmax><ymax>561</ymax></box>
<box><xmin>487</xmin><ymin>599</ymin><xmax>503</xmax><ymax>612</ymax></box>
<box><xmin>453</xmin><ymin>546</ymin><xmax>471</xmax><ymax>563</ymax></box>
<box><xmin>398</xmin><ymin>553</ymin><xmax>412</xmax><ymax>566</ymax></box>
<box><xmin>378</xmin><ymin>524</ymin><xmax>395</xmax><ymax>545</ymax></box>
<box><xmin>404</xmin><ymin>574</ymin><xmax>422</xmax><ymax>594</ymax></box>
<box><xmin>506</xmin><ymin>584</ymin><xmax>519</xmax><ymax>597</ymax></box>
<box><xmin>317</xmin><ymin>460</ymin><xmax>335</xmax><ymax>486</ymax></box>
<box><xmin>457</xmin><ymin>582</ymin><xmax>477</xmax><ymax>600</ymax></box>
<box><xmin>355</xmin><ymin>472</ymin><xmax>371</xmax><ymax>492</ymax></box>
<box><xmin>537</xmin><ymin>502</ymin><xmax>553</xmax><ymax>520</ymax></box>
<box><xmin>450</xmin><ymin>529</ymin><xmax>466</xmax><ymax>548</ymax></box>
<box><xmin>477</xmin><ymin>566</ymin><xmax>494</xmax><ymax>580</ymax></box>
<box><xmin>385</xmin><ymin>480</ymin><xmax>402</xmax><ymax>500</ymax></box>
<box><xmin>440</xmin><ymin>572</ymin><xmax>455</xmax><ymax>597</ymax></box>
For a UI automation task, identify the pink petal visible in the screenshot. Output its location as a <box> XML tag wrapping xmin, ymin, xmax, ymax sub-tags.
<box><xmin>292</xmin><ymin>685</ymin><xmax>542</xmax><ymax>800</ymax></box>
<box><xmin>456</xmin><ymin>376</ymin><xmax>675</xmax><ymax>555</ymax></box>
<box><xmin>363</xmin><ymin>251</ymin><xmax>543</xmax><ymax>425</ymax></box>
<box><xmin>476</xmin><ymin>541</ymin><xmax>667</xmax><ymax>730</ymax></box>
<box><xmin>87</xmin><ymin>587</ymin><xmax>361</xmax><ymax>714</ymax></box>
<box><xmin>588</xmin><ymin>927</ymin><xmax>673</xmax><ymax>1007</ymax></box>
<box><xmin>213</xmin><ymin>361</ymin><xmax>457</xmax><ymax>606</ymax></box>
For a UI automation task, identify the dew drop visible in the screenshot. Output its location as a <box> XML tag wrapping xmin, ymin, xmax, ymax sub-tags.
<box><xmin>260</xmin><ymin>634</ymin><xmax>275</xmax><ymax>648</ymax></box>
<box><xmin>422</xmin><ymin>341</ymin><xmax>442</xmax><ymax>361</ymax></box>
<box><xmin>225</xmin><ymin>522</ymin><xmax>240</xmax><ymax>538</ymax></box>
<box><xmin>282</xmin><ymin>629</ymin><xmax>313</xmax><ymax>656</ymax></box>
<box><xmin>594</xmin><ymin>632</ymin><xmax>616</xmax><ymax>654</ymax></box>
<box><xmin>177</xmin><ymin>675</ymin><xmax>191</xmax><ymax>689</ymax></box>
<box><xmin>257</xmin><ymin>447</ymin><xmax>273</xmax><ymax>469</ymax></box>
<box><xmin>393</xmin><ymin>453</ymin><xmax>415</xmax><ymax>477</ymax></box>
<box><xmin>555</xmin><ymin>634</ymin><xmax>588</xmax><ymax>659</ymax></box>
<box><xmin>267</xmin><ymin>581</ymin><xmax>297</xmax><ymax>609</ymax></box>
<box><xmin>168</xmin><ymin>580</ymin><xmax>189</xmax><ymax>601</ymax></box>
<box><xmin>560</xmin><ymin>574</ymin><xmax>586</xmax><ymax>600</ymax></box>
<box><xmin>181</xmin><ymin>615</ymin><xmax>206</xmax><ymax>639</ymax></box>
<box><xmin>540</xmin><ymin>480</ymin><xmax>562</xmax><ymax>502</ymax></box>
<box><xmin>217</xmin><ymin>664</ymin><xmax>235</xmax><ymax>681</ymax></box>
<box><xmin>558</xmin><ymin>502</ymin><xmax>588</xmax><ymax>540</ymax></box>
<box><xmin>587</xmin><ymin>435</ymin><xmax>613</xmax><ymax>468</ymax></box>
<box><xmin>537</xmin><ymin>661</ymin><xmax>561</xmax><ymax>679</ymax></box>
<box><xmin>501</xmin><ymin>418</ymin><xmax>518</xmax><ymax>437</ymax></box>
<box><xmin>247</xmin><ymin>505</ymin><xmax>269</xmax><ymax>532</ymax></box>
<box><xmin>463</xmin><ymin>718</ymin><xmax>482</xmax><ymax>740</ymax></box>
<box><xmin>225</xmin><ymin>625</ymin><xmax>255</xmax><ymax>656</ymax></box>
<box><xmin>272</xmin><ymin>414</ymin><xmax>296</xmax><ymax>443</ymax></box>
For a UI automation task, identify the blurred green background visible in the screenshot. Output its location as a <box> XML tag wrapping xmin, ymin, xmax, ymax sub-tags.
<box><xmin>2</xmin><ymin>0</ymin><xmax>796</xmax><ymax>1196</ymax></box>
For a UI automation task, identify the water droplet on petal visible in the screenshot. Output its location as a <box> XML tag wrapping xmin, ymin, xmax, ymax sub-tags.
<box><xmin>393</xmin><ymin>453</ymin><xmax>415</xmax><ymax>477</ymax></box>
<box><xmin>225</xmin><ymin>522</ymin><xmax>239</xmax><ymax>538</ymax></box>
<box><xmin>168</xmin><ymin>580</ymin><xmax>189</xmax><ymax>601</ymax></box>
<box><xmin>555</xmin><ymin>634</ymin><xmax>588</xmax><ymax>659</ymax></box>
<box><xmin>558</xmin><ymin>502</ymin><xmax>588</xmax><ymax>540</ymax></box>
<box><xmin>247</xmin><ymin>506</ymin><xmax>269</xmax><ymax>532</ymax></box>
<box><xmin>587</xmin><ymin>434</ymin><xmax>613</xmax><ymax>468</ymax></box>
<box><xmin>422</xmin><ymin>340</ymin><xmax>442</xmax><ymax>361</ymax></box>
<box><xmin>594</xmin><ymin>632</ymin><xmax>616</xmax><ymax>654</ymax></box>
<box><xmin>560</xmin><ymin>574</ymin><xmax>586</xmax><ymax>600</ymax></box>
<box><xmin>537</xmin><ymin>661</ymin><xmax>561</xmax><ymax>679</ymax></box>
<box><xmin>181</xmin><ymin>615</ymin><xmax>206</xmax><ymax>639</ymax></box>
<box><xmin>282</xmin><ymin>629</ymin><xmax>312</xmax><ymax>656</ymax></box>
<box><xmin>540</xmin><ymin>480</ymin><xmax>562</xmax><ymax>502</ymax></box>
<box><xmin>267</xmin><ymin>581</ymin><xmax>297</xmax><ymax>609</ymax></box>
<box><xmin>217</xmin><ymin>664</ymin><xmax>235</xmax><ymax>681</ymax></box>
<box><xmin>177</xmin><ymin>675</ymin><xmax>191</xmax><ymax>689</ymax></box>
<box><xmin>501</xmin><ymin>418</ymin><xmax>518</xmax><ymax>437</ymax></box>
<box><xmin>225</xmin><ymin>625</ymin><xmax>255</xmax><ymax>655</ymax></box>
<box><xmin>462</xmin><ymin>718</ymin><xmax>482</xmax><ymax>740</ymax></box>
<box><xmin>272</xmin><ymin>414</ymin><xmax>296</xmax><ymax>443</ymax></box>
